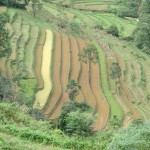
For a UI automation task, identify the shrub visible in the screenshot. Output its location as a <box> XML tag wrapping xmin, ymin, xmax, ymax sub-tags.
<box><xmin>70</xmin><ymin>21</ymin><xmax>80</xmax><ymax>32</ymax></box>
<box><xmin>58</xmin><ymin>101</ymin><xmax>95</xmax><ymax>136</ymax></box>
<box><xmin>107</xmin><ymin>25</ymin><xmax>119</xmax><ymax>37</ymax></box>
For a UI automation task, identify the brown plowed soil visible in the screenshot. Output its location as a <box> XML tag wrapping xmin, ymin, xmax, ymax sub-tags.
<box><xmin>69</xmin><ymin>36</ymin><xmax>84</xmax><ymax>103</ymax></box>
<box><xmin>49</xmin><ymin>34</ymin><xmax>70</xmax><ymax>119</ymax></box>
<box><xmin>44</xmin><ymin>32</ymin><xmax>62</xmax><ymax>116</ymax></box>
<box><xmin>35</xmin><ymin>31</ymin><xmax>45</xmax><ymax>89</ymax></box>
<box><xmin>77</xmin><ymin>39</ymin><xmax>96</xmax><ymax>108</ymax></box>
<box><xmin>90</xmin><ymin>62</ymin><xmax>109</xmax><ymax>130</ymax></box>
<box><xmin>0</xmin><ymin>57</ymin><xmax>7</xmax><ymax>76</ymax></box>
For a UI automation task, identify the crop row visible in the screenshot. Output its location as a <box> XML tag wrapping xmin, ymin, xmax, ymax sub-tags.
<box><xmin>94</xmin><ymin>42</ymin><xmax>124</xmax><ymax>121</ymax></box>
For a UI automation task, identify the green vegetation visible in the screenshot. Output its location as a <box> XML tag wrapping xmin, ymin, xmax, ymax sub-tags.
<box><xmin>58</xmin><ymin>101</ymin><xmax>95</xmax><ymax>136</ymax></box>
<box><xmin>0</xmin><ymin>13</ymin><xmax>11</xmax><ymax>57</ymax></box>
<box><xmin>19</xmin><ymin>79</ymin><xmax>37</xmax><ymax>106</ymax></box>
<box><xmin>66</xmin><ymin>80</ymin><xmax>81</xmax><ymax>101</ymax></box>
<box><xmin>106</xmin><ymin>25</ymin><xmax>119</xmax><ymax>37</ymax></box>
<box><xmin>0</xmin><ymin>102</ymin><xmax>150</xmax><ymax>149</ymax></box>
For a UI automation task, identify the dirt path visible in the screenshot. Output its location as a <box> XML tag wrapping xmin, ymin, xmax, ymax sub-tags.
<box><xmin>90</xmin><ymin>62</ymin><xmax>109</xmax><ymax>130</ymax></box>
<box><xmin>34</xmin><ymin>30</ymin><xmax>53</xmax><ymax>109</ymax></box>
<box><xmin>77</xmin><ymin>39</ymin><xmax>96</xmax><ymax>108</ymax></box>
<box><xmin>0</xmin><ymin>57</ymin><xmax>7</xmax><ymax>76</ymax></box>
<box><xmin>44</xmin><ymin>32</ymin><xmax>62</xmax><ymax>116</ymax></box>
<box><xmin>35</xmin><ymin>31</ymin><xmax>45</xmax><ymax>89</ymax></box>
<box><xmin>49</xmin><ymin>34</ymin><xmax>70</xmax><ymax>119</ymax></box>
<box><xmin>69</xmin><ymin>36</ymin><xmax>84</xmax><ymax>103</ymax></box>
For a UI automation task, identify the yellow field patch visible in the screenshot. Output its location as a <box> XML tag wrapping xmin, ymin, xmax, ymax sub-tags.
<box><xmin>34</xmin><ymin>30</ymin><xmax>53</xmax><ymax>109</ymax></box>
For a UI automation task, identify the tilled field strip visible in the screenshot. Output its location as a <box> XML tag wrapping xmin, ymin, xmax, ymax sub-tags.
<box><xmin>44</xmin><ymin>32</ymin><xmax>62</xmax><ymax>116</ymax></box>
<box><xmin>85</xmin><ymin>41</ymin><xmax>109</xmax><ymax>130</ymax></box>
<box><xmin>35</xmin><ymin>31</ymin><xmax>45</xmax><ymax>89</ymax></box>
<box><xmin>90</xmin><ymin>60</ymin><xmax>109</xmax><ymax>130</ymax></box>
<box><xmin>77</xmin><ymin>39</ymin><xmax>96</xmax><ymax>108</ymax></box>
<box><xmin>69</xmin><ymin>36</ymin><xmax>84</xmax><ymax>103</ymax></box>
<box><xmin>49</xmin><ymin>34</ymin><xmax>70</xmax><ymax>119</ymax></box>
<box><xmin>34</xmin><ymin>30</ymin><xmax>53</xmax><ymax>109</ymax></box>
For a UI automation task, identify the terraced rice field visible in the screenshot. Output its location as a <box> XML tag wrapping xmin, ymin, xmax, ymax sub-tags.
<box><xmin>1</xmin><ymin>3</ymin><xmax>149</xmax><ymax>131</ymax></box>
<box><xmin>41</xmin><ymin>33</ymin><xmax>111</xmax><ymax>129</ymax></box>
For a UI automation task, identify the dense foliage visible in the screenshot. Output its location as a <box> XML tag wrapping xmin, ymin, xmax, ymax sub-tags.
<box><xmin>106</xmin><ymin>25</ymin><xmax>119</xmax><ymax>37</ymax></box>
<box><xmin>0</xmin><ymin>0</ymin><xmax>28</xmax><ymax>8</ymax></box>
<box><xmin>134</xmin><ymin>0</ymin><xmax>150</xmax><ymax>54</ymax></box>
<box><xmin>58</xmin><ymin>101</ymin><xmax>95</xmax><ymax>136</ymax></box>
<box><xmin>0</xmin><ymin>76</ymin><xmax>14</xmax><ymax>100</ymax></box>
<box><xmin>0</xmin><ymin>13</ymin><xmax>11</xmax><ymax>57</ymax></box>
<box><xmin>0</xmin><ymin>101</ymin><xmax>150</xmax><ymax>150</ymax></box>
<box><xmin>116</xmin><ymin>0</ymin><xmax>142</xmax><ymax>18</ymax></box>
<box><xmin>66</xmin><ymin>80</ymin><xmax>81</xmax><ymax>101</ymax></box>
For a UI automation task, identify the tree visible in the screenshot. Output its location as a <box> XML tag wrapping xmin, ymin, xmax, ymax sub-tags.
<box><xmin>110</xmin><ymin>62</ymin><xmax>121</xmax><ymax>93</ymax></box>
<box><xmin>78</xmin><ymin>43</ymin><xmax>98</xmax><ymax>64</ymax></box>
<box><xmin>26</xmin><ymin>0</ymin><xmax>42</xmax><ymax>18</ymax></box>
<box><xmin>66</xmin><ymin>80</ymin><xmax>81</xmax><ymax>101</ymax></box>
<box><xmin>134</xmin><ymin>14</ymin><xmax>150</xmax><ymax>54</ymax></box>
<box><xmin>70</xmin><ymin>21</ymin><xmax>80</xmax><ymax>32</ymax></box>
<box><xmin>0</xmin><ymin>76</ymin><xmax>14</xmax><ymax>100</ymax></box>
<box><xmin>140</xmin><ymin>0</ymin><xmax>150</xmax><ymax>14</ymax></box>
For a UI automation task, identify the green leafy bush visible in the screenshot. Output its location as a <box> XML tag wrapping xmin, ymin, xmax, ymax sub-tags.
<box><xmin>107</xmin><ymin>25</ymin><xmax>119</xmax><ymax>37</ymax></box>
<box><xmin>58</xmin><ymin>101</ymin><xmax>95</xmax><ymax>136</ymax></box>
<box><xmin>19</xmin><ymin>79</ymin><xmax>37</xmax><ymax>106</ymax></box>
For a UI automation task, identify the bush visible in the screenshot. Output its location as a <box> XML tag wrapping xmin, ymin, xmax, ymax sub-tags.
<box><xmin>70</xmin><ymin>21</ymin><xmax>80</xmax><ymax>32</ymax></box>
<box><xmin>107</xmin><ymin>25</ymin><xmax>119</xmax><ymax>37</ymax></box>
<box><xmin>58</xmin><ymin>101</ymin><xmax>95</xmax><ymax>136</ymax></box>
